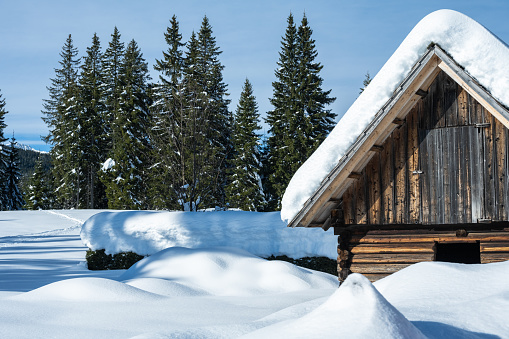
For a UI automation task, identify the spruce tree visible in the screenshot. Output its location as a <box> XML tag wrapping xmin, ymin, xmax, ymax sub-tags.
<box><xmin>3</xmin><ymin>136</ymin><xmax>24</xmax><ymax>210</ymax></box>
<box><xmin>264</xmin><ymin>13</ymin><xmax>336</xmax><ymax>210</ymax></box>
<box><xmin>297</xmin><ymin>14</ymin><xmax>336</xmax><ymax>156</ymax></box>
<box><xmin>42</xmin><ymin>34</ymin><xmax>81</xmax><ymax>208</ymax></box>
<box><xmin>0</xmin><ymin>90</ymin><xmax>8</xmax><ymax>209</ymax></box>
<box><xmin>225</xmin><ymin>79</ymin><xmax>264</xmax><ymax>211</ymax></box>
<box><xmin>264</xmin><ymin>13</ymin><xmax>299</xmax><ymax>210</ymax></box>
<box><xmin>149</xmin><ymin>15</ymin><xmax>185</xmax><ymax>209</ymax></box>
<box><xmin>79</xmin><ymin>33</ymin><xmax>107</xmax><ymax>208</ymax></box>
<box><xmin>102</xmin><ymin>27</ymin><xmax>125</xmax><ymax>152</ymax></box>
<box><xmin>101</xmin><ymin>39</ymin><xmax>151</xmax><ymax>209</ymax></box>
<box><xmin>24</xmin><ymin>157</ymin><xmax>51</xmax><ymax>210</ymax></box>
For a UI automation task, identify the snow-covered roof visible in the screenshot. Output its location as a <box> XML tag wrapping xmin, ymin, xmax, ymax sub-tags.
<box><xmin>281</xmin><ymin>9</ymin><xmax>509</xmax><ymax>226</ymax></box>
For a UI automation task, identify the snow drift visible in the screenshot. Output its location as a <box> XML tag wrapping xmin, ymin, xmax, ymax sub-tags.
<box><xmin>243</xmin><ymin>273</ymin><xmax>427</xmax><ymax>338</ymax></box>
<box><xmin>281</xmin><ymin>9</ymin><xmax>509</xmax><ymax>223</ymax></box>
<box><xmin>121</xmin><ymin>247</ymin><xmax>338</xmax><ymax>297</ymax></box>
<box><xmin>80</xmin><ymin>210</ymin><xmax>337</xmax><ymax>258</ymax></box>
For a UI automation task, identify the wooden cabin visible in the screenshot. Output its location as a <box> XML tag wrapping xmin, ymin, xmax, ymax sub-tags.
<box><xmin>287</xmin><ymin>45</ymin><xmax>509</xmax><ymax>282</ymax></box>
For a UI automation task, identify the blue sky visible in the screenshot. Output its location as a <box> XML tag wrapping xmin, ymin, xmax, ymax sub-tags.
<box><xmin>1</xmin><ymin>0</ymin><xmax>509</xmax><ymax>152</ymax></box>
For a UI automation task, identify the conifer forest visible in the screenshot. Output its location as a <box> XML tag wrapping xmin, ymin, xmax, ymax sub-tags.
<box><xmin>1</xmin><ymin>13</ymin><xmax>336</xmax><ymax>212</ymax></box>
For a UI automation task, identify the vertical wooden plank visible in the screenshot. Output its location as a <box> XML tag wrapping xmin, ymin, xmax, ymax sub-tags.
<box><xmin>443</xmin><ymin>74</ymin><xmax>458</xmax><ymax>127</ymax></box>
<box><xmin>408</xmin><ymin>107</ymin><xmax>420</xmax><ymax>224</ymax></box>
<box><xmin>494</xmin><ymin>116</ymin><xmax>506</xmax><ymax>221</ymax></box>
<box><xmin>456</xmin><ymin>126</ymin><xmax>466</xmax><ymax>223</ymax></box>
<box><xmin>435</xmin><ymin>128</ymin><xmax>445</xmax><ymax>224</ymax></box>
<box><xmin>505</xmin><ymin>125</ymin><xmax>509</xmax><ymax>222</ymax></box>
<box><xmin>457</xmin><ymin>86</ymin><xmax>469</xmax><ymax>126</ymax></box>
<box><xmin>419</xmin><ymin>128</ymin><xmax>431</xmax><ymax>224</ymax></box>
<box><xmin>435</xmin><ymin>72</ymin><xmax>446</xmax><ymax>128</ymax></box>
<box><xmin>484</xmin><ymin>113</ymin><xmax>496</xmax><ymax>220</ymax></box>
<box><xmin>367</xmin><ymin>154</ymin><xmax>381</xmax><ymax>225</ymax></box>
<box><xmin>381</xmin><ymin>135</ymin><xmax>394</xmax><ymax>224</ymax></box>
<box><xmin>343</xmin><ymin>185</ymin><xmax>355</xmax><ymax>225</ymax></box>
<box><xmin>471</xmin><ymin>124</ymin><xmax>483</xmax><ymax>222</ymax></box>
<box><xmin>355</xmin><ymin>170</ymin><xmax>368</xmax><ymax>224</ymax></box>
<box><xmin>393</xmin><ymin>125</ymin><xmax>407</xmax><ymax>224</ymax></box>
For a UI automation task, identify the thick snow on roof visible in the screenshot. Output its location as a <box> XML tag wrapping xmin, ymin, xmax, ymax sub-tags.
<box><xmin>281</xmin><ymin>9</ymin><xmax>509</xmax><ymax>223</ymax></box>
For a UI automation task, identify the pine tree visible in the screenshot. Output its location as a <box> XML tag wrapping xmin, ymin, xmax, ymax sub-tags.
<box><xmin>264</xmin><ymin>13</ymin><xmax>299</xmax><ymax>210</ymax></box>
<box><xmin>78</xmin><ymin>33</ymin><xmax>107</xmax><ymax>208</ymax></box>
<box><xmin>225</xmin><ymin>79</ymin><xmax>264</xmax><ymax>211</ymax></box>
<box><xmin>359</xmin><ymin>71</ymin><xmax>372</xmax><ymax>94</ymax></box>
<box><xmin>264</xmin><ymin>13</ymin><xmax>336</xmax><ymax>210</ymax></box>
<box><xmin>102</xmin><ymin>27</ymin><xmax>125</xmax><ymax>153</ymax></box>
<box><xmin>101</xmin><ymin>39</ymin><xmax>151</xmax><ymax>209</ymax></box>
<box><xmin>149</xmin><ymin>15</ymin><xmax>185</xmax><ymax>209</ymax></box>
<box><xmin>42</xmin><ymin>34</ymin><xmax>81</xmax><ymax>209</ymax></box>
<box><xmin>3</xmin><ymin>136</ymin><xmax>24</xmax><ymax>210</ymax></box>
<box><xmin>297</xmin><ymin>14</ymin><xmax>336</xmax><ymax>156</ymax></box>
<box><xmin>0</xmin><ymin>90</ymin><xmax>8</xmax><ymax>209</ymax></box>
<box><xmin>24</xmin><ymin>157</ymin><xmax>51</xmax><ymax>210</ymax></box>
<box><xmin>194</xmin><ymin>16</ymin><xmax>232</xmax><ymax>209</ymax></box>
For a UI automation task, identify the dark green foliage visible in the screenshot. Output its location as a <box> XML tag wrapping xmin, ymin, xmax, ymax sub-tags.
<box><xmin>102</xmin><ymin>27</ymin><xmax>125</xmax><ymax>152</ymax></box>
<box><xmin>78</xmin><ymin>33</ymin><xmax>107</xmax><ymax>209</ymax></box>
<box><xmin>226</xmin><ymin>79</ymin><xmax>265</xmax><ymax>211</ymax></box>
<box><xmin>101</xmin><ymin>39</ymin><xmax>152</xmax><ymax>209</ymax></box>
<box><xmin>265</xmin><ymin>255</ymin><xmax>337</xmax><ymax>276</ymax></box>
<box><xmin>24</xmin><ymin>157</ymin><xmax>54</xmax><ymax>210</ymax></box>
<box><xmin>360</xmin><ymin>71</ymin><xmax>372</xmax><ymax>94</ymax></box>
<box><xmin>42</xmin><ymin>34</ymin><xmax>81</xmax><ymax>209</ymax></box>
<box><xmin>149</xmin><ymin>16</ymin><xmax>232</xmax><ymax>211</ymax></box>
<box><xmin>0</xmin><ymin>91</ymin><xmax>8</xmax><ymax>209</ymax></box>
<box><xmin>3</xmin><ymin>136</ymin><xmax>24</xmax><ymax>210</ymax></box>
<box><xmin>86</xmin><ymin>249</ymin><xmax>145</xmax><ymax>270</ymax></box>
<box><xmin>264</xmin><ymin>13</ymin><xmax>336</xmax><ymax>210</ymax></box>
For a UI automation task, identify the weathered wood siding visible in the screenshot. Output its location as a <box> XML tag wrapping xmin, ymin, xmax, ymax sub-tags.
<box><xmin>341</xmin><ymin>71</ymin><xmax>509</xmax><ymax>226</ymax></box>
<box><xmin>338</xmin><ymin>227</ymin><xmax>509</xmax><ymax>282</ymax></box>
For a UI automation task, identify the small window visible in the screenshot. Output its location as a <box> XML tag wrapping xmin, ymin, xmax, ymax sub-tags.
<box><xmin>435</xmin><ymin>242</ymin><xmax>480</xmax><ymax>264</ymax></box>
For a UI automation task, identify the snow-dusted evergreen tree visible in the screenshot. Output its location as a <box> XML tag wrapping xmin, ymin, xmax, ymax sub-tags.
<box><xmin>264</xmin><ymin>13</ymin><xmax>336</xmax><ymax>210</ymax></box>
<box><xmin>78</xmin><ymin>33</ymin><xmax>107</xmax><ymax>208</ymax></box>
<box><xmin>297</xmin><ymin>14</ymin><xmax>336</xmax><ymax>157</ymax></box>
<box><xmin>193</xmin><ymin>16</ymin><xmax>232</xmax><ymax>209</ymax></box>
<box><xmin>42</xmin><ymin>34</ymin><xmax>81</xmax><ymax>209</ymax></box>
<box><xmin>264</xmin><ymin>13</ymin><xmax>299</xmax><ymax>210</ymax></box>
<box><xmin>225</xmin><ymin>79</ymin><xmax>265</xmax><ymax>211</ymax></box>
<box><xmin>149</xmin><ymin>15</ymin><xmax>185</xmax><ymax>209</ymax></box>
<box><xmin>3</xmin><ymin>136</ymin><xmax>24</xmax><ymax>210</ymax></box>
<box><xmin>150</xmin><ymin>16</ymin><xmax>232</xmax><ymax>211</ymax></box>
<box><xmin>102</xmin><ymin>27</ymin><xmax>125</xmax><ymax>153</ymax></box>
<box><xmin>0</xmin><ymin>90</ymin><xmax>8</xmax><ymax>209</ymax></box>
<box><xmin>24</xmin><ymin>157</ymin><xmax>51</xmax><ymax>210</ymax></box>
<box><xmin>101</xmin><ymin>39</ymin><xmax>151</xmax><ymax>209</ymax></box>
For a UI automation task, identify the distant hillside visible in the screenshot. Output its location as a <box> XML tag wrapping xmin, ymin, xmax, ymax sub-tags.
<box><xmin>17</xmin><ymin>147</ymin><xmax>51</xmax><ymax>178</ymax></box>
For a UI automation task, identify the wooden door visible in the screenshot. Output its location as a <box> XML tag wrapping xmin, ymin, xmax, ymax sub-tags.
<box><xmin>419</xmin><ymin>126</ymin><xmax>484</xmax><ymax>224</ymax></box>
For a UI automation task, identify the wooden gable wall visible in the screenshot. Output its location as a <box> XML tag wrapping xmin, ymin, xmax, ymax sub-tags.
<box><xmin>340</xmin><ymin>70</ymin><xmax>509</xmax><ymax>227</ymax></box>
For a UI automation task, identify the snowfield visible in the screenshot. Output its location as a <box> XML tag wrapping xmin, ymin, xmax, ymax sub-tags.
<box><xmin>1</xmin><ymin>209</ymin><xmax>509</xmax><ymax>338</ymax></box>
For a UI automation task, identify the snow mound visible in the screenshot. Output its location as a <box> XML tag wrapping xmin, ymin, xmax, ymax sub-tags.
<box><xmin>281</xmin><ymin>9</ymin><xmax>509</xmax><ymax>223</ymax></box>
<box><xmin>80</xmin><ymin>210</ymin><xmax>337</xmax><ymax>258</ymax></box>
<box><xmin>375</xmin><ymin>260</ymin><xmax>509</xmax><ymax>305</ymax></box>
<box><xmin>125</xmin><ymin>278</ymin><xmax>208</xmax><ymax>297</ymax></box>
<box><xmin>11</xmin><ymin>277</ymin><xmax>162</xmax><ymax>302</ymax></box>
<box><xmin>244</xmin><ymin>273</ymin><xmax>427</xmax><ymax>338</ymax></box>
<box><xmin>120</xmin><ymin>247</ymin><xmax>338</xmax><ymax>297</ymax></box>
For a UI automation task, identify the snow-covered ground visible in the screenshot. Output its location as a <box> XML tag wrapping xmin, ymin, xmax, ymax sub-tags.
<box><xmin>1</xmin><ymin>209</ymin><xmax>509</xmax><ymax>338</ymax></box>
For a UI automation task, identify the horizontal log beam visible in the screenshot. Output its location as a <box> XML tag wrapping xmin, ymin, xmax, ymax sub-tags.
<box><xmin>480</xmin><ymin>242</ymin><xmax>509</xmax><ymax>252</ymax></box>
<box><xmin>349</xmin><ymin>243</ymin><xmax>435</xmax><ymax>254</ymax></box>
<box><xmin>350</xmin><ymin>233</ymin><xmax>509</xmax><ymax>244</ymax></box>
<box><xmin>361</xmin><ymin>273</ymin><xmax>390</xmax><ymax>282</ymax></box>
<box><xmin>350</xmin><ymin>253</ymin><xmax>434</xmax><ymax>263</ymax></box>
<box><xmin>481</xmin><ymin>252</ymin><xmax>509</xmax><ymax>263</ymax></box>
<box><xmin>350</xmin><ymin>263</ymin><xmax>413</xmax><ymax>274</ymax></box>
